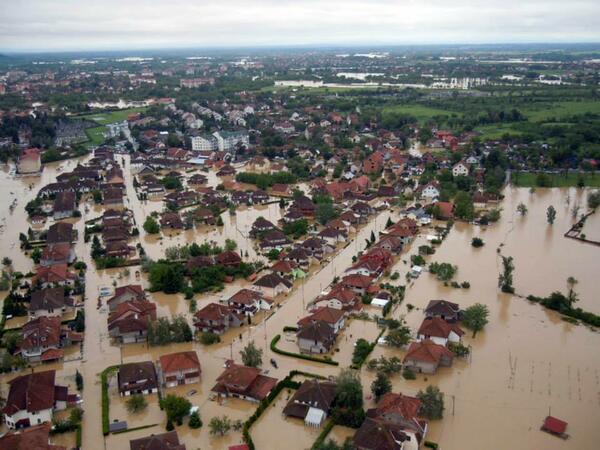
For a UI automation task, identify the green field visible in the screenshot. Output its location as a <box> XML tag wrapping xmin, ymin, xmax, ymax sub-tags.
<box><xmin>75</xmin><ymin>106</ymin><xmax>147</xmax><ymax>125</ymax></box>
<box><xmin>522</xmin><ymin>101</ymin><xmax>600</xmax><ymax>121</ymax></box>
<box><xmin>475</xmin><ymin>124</ymin><xmax>525</xmax><ymax>140</ymax></box>
<box><xmin>75</xmin><ymin>107</ymin><xmax>147</xmax><ymax>147</ymax></box>
<box><xmin>84</xmin><ymin>126</ymin><xmax>108</xmax><ymax>147</ymax></box>
<box><xmin>512</xmin><ymin>171</ymin><xmax>600</xmax><ymax>187</ymax></box>
<box><xmin>382</xmin><ymin>104</ymin><xmax>458</xmax><ymax>122</ymax></box>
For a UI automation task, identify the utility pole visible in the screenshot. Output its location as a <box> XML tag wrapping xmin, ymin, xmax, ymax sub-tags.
<box><xmin>452</xmin><ymin>395</ymin><xmax>455</xmax><ymax>416</ymax></box>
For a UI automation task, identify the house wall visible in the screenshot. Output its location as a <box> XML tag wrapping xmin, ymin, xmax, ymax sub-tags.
<box><xmin>417</xmin><ymin>334</ymin><xmax>448</xmax><ymax>346</ymax></box>
<box><xmin>121</xmin><ymin>387</ymin><xmax>158</xmax><ymax>396</ymax></box>
<box><xmin>163</xmin><ymin>367</ymin><xmax>200</xmax><ymax>387</ymax></box>
<box><xmin>30</xmin><ymin>307</ymin><xmax>64</xmax><ymax>319</ymax></box>
<box><xmin>4</xmin><ymin>408</ymin><xmax>53</xmax><ymax>429</ymax></box>
<box><xmin>404</xmin><ymin>359</ymin><xmax>438</xmax><ymax>374</ymax></box>
<box><xmin>298</xmin><ymin>337</ymin><xmax>329</xmax><ymax>354</ymax></box>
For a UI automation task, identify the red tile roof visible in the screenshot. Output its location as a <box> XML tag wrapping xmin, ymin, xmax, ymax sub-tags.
<box><xmin>159</xmin><ymin>351</ymin><xmax>201</xmax><ymax>374</ymax></box>
<box><xmin>404</xmin><ymin>339</ymin><xmax>454</xmax><ymax>364</ymax></box>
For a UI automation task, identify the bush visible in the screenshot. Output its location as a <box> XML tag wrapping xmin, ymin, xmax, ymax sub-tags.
<box><xmin>411</xmin><ymin>254</ymin><xmax>426</xmax><ymax>266</ymax></box>
<box><xmin>189</xmin><ymin>410</ymin><xmax>202</xmax><ymax>429</ymax></box>
<box><xmin>351</xmin><ymin>339</ymin><xmax>373</xmax><ymax>366</ymax></box>
<box><xmin>471</xmin><ymin>237</ymin><xmax>484</xmax><ymax>247</ymax></box>
<box><xmin>461</xmin><ymin>281</ymin><xmax>471</xmax><ymax>289</ymax></box>
<box><xmin>199</xmin><ymin>331</ymin><xmax>221</xmax><ymax>345</ymax></box>
<box><xmin>402</xmin><ymin>367</ymin><xmax>416</xmax><ymax>380</ymax></box>
<box><xmin>126</xmin><ymin>394</ymin><xmax>148</xmax><ymax>413</ymax></box>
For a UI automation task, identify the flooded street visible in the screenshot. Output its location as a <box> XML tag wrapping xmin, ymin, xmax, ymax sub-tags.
<box><xmin>1</xmin><ymin>153</ymin><xmax>599</xmax><ymax>450</ymax></box>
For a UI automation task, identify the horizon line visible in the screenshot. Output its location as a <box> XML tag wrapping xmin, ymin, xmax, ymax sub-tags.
<box><xmin>3</xmin><ymin>41</ymin><xmax>600</xmax><ymax>56</ymax></box>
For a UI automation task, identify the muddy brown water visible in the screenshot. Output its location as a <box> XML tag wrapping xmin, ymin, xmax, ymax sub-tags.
<box><xmin>0</xmin><ymin>156</ymin><xmax>599</xmax><ymax>450</ymax></box>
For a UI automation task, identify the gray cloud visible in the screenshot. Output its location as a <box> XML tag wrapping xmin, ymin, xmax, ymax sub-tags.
<box><xmin>0</xmin><ymin>0</ymin><xmax>599</xmax><ymax>51</ymax></box>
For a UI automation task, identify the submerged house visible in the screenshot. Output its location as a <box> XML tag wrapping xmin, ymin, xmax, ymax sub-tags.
<box><xmin>282</xmin><ymin>379</ymin><xmax>337</xmax><ymax>427</ymax></box>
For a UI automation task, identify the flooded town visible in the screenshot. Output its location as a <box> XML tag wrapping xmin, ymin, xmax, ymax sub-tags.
<box><xmin>1</xmin><ymin>38</ymin><xmax>600</xmax><ymax>450</ymax></box>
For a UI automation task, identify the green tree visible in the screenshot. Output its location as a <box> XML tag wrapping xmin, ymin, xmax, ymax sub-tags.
<box><xmin>335</xmin><ymin>368</ymin><xmax>363</xmax><ymax>409</ymax></box>
<box><xmin>240</xmin><ymin>340</ymin><xmax>263</xmax><ymax>367</ymax></box>
<box><xmin>315</xmin><ymin>202</ymin><xmax>338</xmax><ymax>225</ymax></box>
<box><xmin>417</xmin><ymin>385</ymin><xmax>445</xmax><ymax>420</ymax></box>
<box><xmin>566</xmin><ymin>276</ymin><xmax>579</xmax><ymax>308</ymax></box>
<box><xmin>588</xmin><ymin>190</ymin><xmax>600</xmax><ymax>209</ymax></box>
<box><xmin>462</xmin><ymin>303</ymin><xmax>489</xmax><ymax>337</ymax></box>
<box><xmin>517</xmin><ymin>202</ymin><xmax>528</xmax><ymax>216</ymax></box>
<box><xmin>126</xmin><ymin>394</ymin><xmax>148</xmax><ymax>413</ymax></box>
<box><xmin>75</xmin><ymin>370</ymin><xmax>84</xmax><ymax>391</ymax></box>
<box><xmin>453</xmin><ymin>192</ymin><xmax>474</xmax><ymax>221</ymax></box>
<box><xmin>371</xmin><ymin>372</ymin><xmax>392</xmax><ymax>401</ymax></box>
<box><xmin>69</xmin><ymin>407</ymin><xmax>84</xmax><ymax>426</ymax></box>
<box><xmin>428</xmin><ymin>262</ymin><xmax>457</xmax><ymax>282</ymax></box>
<box><xmin>385</xmin><ymin>323</ymin><xmax>412</xmax><ymax>347</ymax></box>
<box><xmin>224</xmin><ymin>239</ymin><xmax>237</xmax><ymax>252</ymax></box>
<box><xmin>351</xmin><ymin>338</ymin><xmax>372</xmax><ymax>366</ymax></box>
<box><xmin>31</xmin><ymin>247</ymin><xmax>42</xmax><ymax>264</ymax></box>
<box><xmin>143</xmin><ymin>216</ymin><xmax>160</xmax><ymax>234</ymax></box>
<box><xmin>471</xmin><ymin>237</ymin><xmax>484</xmax><ymax>247</ymax></box>
<box><xmin>148</xmin><ymin>262</ymin><xmax>185</xmax><ymax>293</ymax></box>
<box><xmin>188</xmin><ymin>410</ymin><xmax>202</xmax><ymax>429</ymax></box>
<box><xmin>208</xmin><ymin>416</ymin><xmax>232</xmax><ymax>436</ymax></box>
<box><xmin>160</xmin><ymin>394</ymin><xmax>192</xmax><ymax>425</ymax></box>
<box><xmin>498</xmin><ymin>255</ymin><xmax>515</xmax><ymax>293</ymax></box>
<box><xmin>546</xmin><ymin>205</ymin><xmax>556</xmax><ymax>225</ymax></box>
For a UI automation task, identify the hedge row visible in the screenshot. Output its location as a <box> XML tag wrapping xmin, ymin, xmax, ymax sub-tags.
<box><xmin>101</xmin><ymin>365</ymin><xmax>119</xmax><ymax>436</ymax></box>
<box><xmin>270</xmin><ymin>334</ymin><xmax>339</xmax><ymax>366</ymax></box>
<box><xmin>310</xmin><ymin>420</ymin><xmax>334</xmax><ymax>449</ymax></box>
<box><xmin>527</xmin><ymin>294</ymin><xmax>600</xmax><ymax>327</ymax></box>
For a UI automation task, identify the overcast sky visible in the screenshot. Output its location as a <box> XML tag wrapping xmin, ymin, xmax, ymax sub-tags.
<box><xmin>1</xmin><ymin>0</ymin><xmax>600</xmax><ymax>52</ymax></box>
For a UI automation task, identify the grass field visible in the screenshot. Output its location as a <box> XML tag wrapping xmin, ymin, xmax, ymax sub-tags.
<box><xmin>512</xmin><ymin>171</ymin><xmax>600</xmax><ymax>187</ymax></box>
<box><xmin>475</xmin><ymin>124</ymin><xmax>525</xmax><ymax>140</ymax></box>
<box><xmin>382</xmin><ymin>104</ymin><xmax>458</xmax><ymax>122</ymax></box>
<box><xmin>522</xmin><ymin>100</ymin><xmax>600</xmax><ymax>121</ymax></box>
<box><xmin>75</xmin><ymin>107</ymin><xmax>146</xmax><ymax>147</ymax></box>
<box><xmin>75</xmin><ymin>107</ymin><xmax>147</xmax><ymax>125</ymax></box>
<box><xmin>84</xmin><ymin>126</ymin><xmax>108</xmax><ymax>147</ymax></box>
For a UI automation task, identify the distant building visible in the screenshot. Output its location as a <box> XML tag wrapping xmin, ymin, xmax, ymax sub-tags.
<box><xmin>191</xmin><ymin>135</ymin><xmax>218</xmax><ymax>152</ymax></box>
<box><xmin>17</xmin><ymin>148</ymin><xmax>41</xmax><ymax>174</ymax></box>
<box><xmin>212</xmin><ymin>130</ymin><xmax>249</xmax><ymax>152</ymax></box>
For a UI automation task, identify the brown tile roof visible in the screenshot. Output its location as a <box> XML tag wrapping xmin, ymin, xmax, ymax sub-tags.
<box><xmin>2</xmin><ymin>370</ymin><xmax>57</xmax><ymax>416</ymax></box>
<box><xmin>404</xmin><ymin>339</ymin><xmax>454</xmax><ymax>364</ymax></box>
<box><xmin>282</xmin><ymin>379</ymin><xmax>337</xmax><ymax>419</ymax></box>
<box><xmin>298</xmin><ymin>306</ymin><xmax>344</xmax><ymax>326</ymax></box>
<box><xmin>417</xmin><ymin>317</ymin><xmax>464</xmax><ymax>339</ymax></box>
<box><xmin>369</xmin><ymin>392</ymin><xmax>421</xmax><ymax>422</ymax></box>
<box><xmin>296</xmin><ymin>321</ymin><xmax>336</xmax><ymax>346</ymax></box>
<box><xmin>118</xmin><ymin>361</ymin><xmax>157</xmax><ymax>393</ymax></box>
<box><xmin>353</xmin><ymin>418</ymin><xmax>410</xmax><ymax>450</ymax></box>
<box><xmin>0</xmin><ymin>423</ymin><xmax>65</xmax><ymax>450</ymax></box>
<box><xmin>46</xmin><ymin>222</ymin><xmax>74</xmax><ymax>245</ymax></box>
<box><xmin>425</xmin><ymin>300</ymin><xmax>460</xmax><ymax>316</ymax></box>
<box><xmin>129</xmin><ymin>431</ymin><xmax>186</xmax><ymax>450</ymax></box>
<box><xmin>194</xmin><ymin>302</ymin><xmax>234</xmax><ymax>322</ymax></box>
<box><xmin>159</xmin><ymin>351</ymin><xmax>201</xmax><ymax>374</ymax></box>
<box><xmin>21</xmin><ymin>316</ymin><xmax>62</xmax><ymax>350</ymax></box>
<box><xmin>29</xmin><ymin>287</ymin><xmax>65</xmax><ymax>311</ymax></box>
<box><xmin>228</xmin><ymin>288</ymin><xmax>263</xmax><ymax>305</ymax></box>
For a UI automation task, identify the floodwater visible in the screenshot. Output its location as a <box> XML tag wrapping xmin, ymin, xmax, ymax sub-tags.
<box><xmin>365</xmin><ymin>186</ymin><xmax>600</xmax><ymax>450</ymax></box>
<box><xmin>1</xmin><ymin>152</ymin><xmax>599</xmax><ymax>450</ymax></box>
